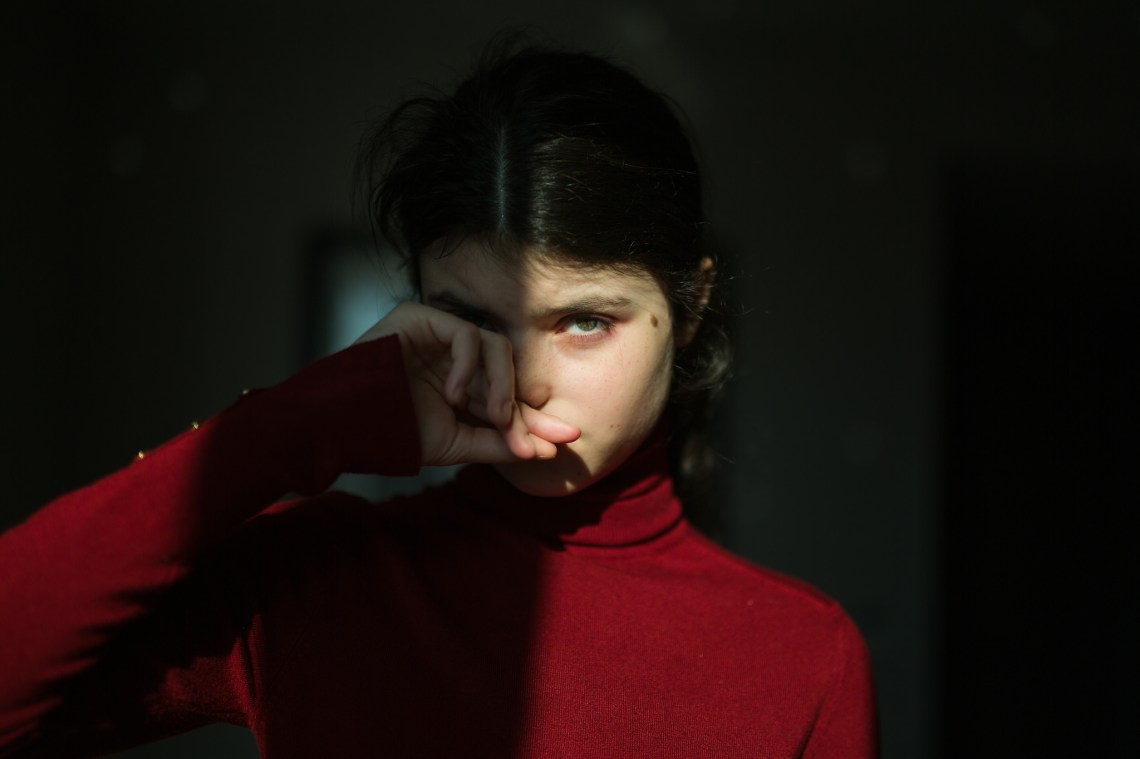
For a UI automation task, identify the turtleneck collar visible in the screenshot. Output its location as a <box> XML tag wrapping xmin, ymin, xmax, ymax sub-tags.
<box><xmin>453</xmin><ymin>434</ymin><xmax>684</xmax><ymax>550</ymax></box>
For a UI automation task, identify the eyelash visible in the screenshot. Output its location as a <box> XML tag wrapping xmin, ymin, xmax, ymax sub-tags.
<box><xmin>560</xmin><ymin>315</ymin><xmax>614</xmax><ymax>343</ymax></box>
<box><xmin>447</xmin><ymin>310</ymin><xmax>614</xmax><ymax>344</ymax></box>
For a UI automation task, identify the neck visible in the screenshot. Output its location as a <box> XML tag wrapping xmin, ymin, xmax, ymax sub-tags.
<box><xmin>454</xmin><ymin>433</ymin><xmax>682</xmax><ymax>549</ymax></box>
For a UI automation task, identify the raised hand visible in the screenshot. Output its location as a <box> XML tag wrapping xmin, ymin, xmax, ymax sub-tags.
<box><xmin>354</xmin><ymin>302</ymin><xmax>580</xmax><ymax>467</ymax></box>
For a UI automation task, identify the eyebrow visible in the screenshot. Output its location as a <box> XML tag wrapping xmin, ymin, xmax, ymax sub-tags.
<box><xmin>534</xmin><ymin>295</ymin><xmax>635</xmax><ymax>319</ymax></box>
<box><xmin>425</xmin><ymin>290</ymin><xmax>635</xmax><ymax>321</ymax></box>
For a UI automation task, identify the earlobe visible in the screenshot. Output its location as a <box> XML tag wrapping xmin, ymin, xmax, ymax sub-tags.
<box><xmin>676</xmin><ymin>257</ymin><xmax>715</xmax><ymax>349</ymax></box>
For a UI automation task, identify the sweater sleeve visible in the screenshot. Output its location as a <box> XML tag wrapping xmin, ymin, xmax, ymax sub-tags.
<box><xmin>0</xmin><ymin>336</ymin><xmax>420</xmax><ymax>754</ymax></box>
<box><xmin>800</xmin><ymin>610</ymin><xmax>880</xmax><ymax>759</ymax></box>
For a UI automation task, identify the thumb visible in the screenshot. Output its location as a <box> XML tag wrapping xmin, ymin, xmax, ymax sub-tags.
<box><xmin>445</xmin><ymin>425</ymin><xmax>540</xmax><ymax>466</ymax></box>
<box><xmin>518</xmin><ymin>405</ymin><xmax>581</xmax><ymax>445</ymax></box>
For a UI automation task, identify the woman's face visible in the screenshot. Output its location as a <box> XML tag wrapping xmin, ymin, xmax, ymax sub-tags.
<box><xmin>419</xmin><ymin>241</ymin><xmax>675</xmax><ymax>497</ymax></box>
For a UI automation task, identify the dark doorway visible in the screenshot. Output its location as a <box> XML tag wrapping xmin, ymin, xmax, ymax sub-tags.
<box><xmin>941</xmin><ymin>157</ymin><xmax>1138</xmax><ymax>757</ymax></box>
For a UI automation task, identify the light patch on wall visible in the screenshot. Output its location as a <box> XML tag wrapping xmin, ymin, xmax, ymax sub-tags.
<box><xmin>308</xmin><ymin>233</ymin><xmax>458</xmax><ymax>498</ymax></box>
<box><xmin>318</xmin><ymin>244</ymin><xmax>411</xmax><ymax>353</ymax></box>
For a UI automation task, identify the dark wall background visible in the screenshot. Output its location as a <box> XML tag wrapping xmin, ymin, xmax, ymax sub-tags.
<box><xmin>3</xmin><ymin>2</ymin><xmax>1136</xmax><ymax>757</ymax></box>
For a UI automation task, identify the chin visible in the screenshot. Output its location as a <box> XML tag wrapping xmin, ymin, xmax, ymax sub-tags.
<box><xmin>493</xmin><ymin>448</ymin><xmax>606</xmax><ymax>498</ymax></box>
<box><xmin>493</xmin><ymin>430</ymin><xmax>654</xmax><ymax>498</ymax></box>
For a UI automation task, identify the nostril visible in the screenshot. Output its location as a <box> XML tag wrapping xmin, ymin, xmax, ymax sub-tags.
<box><xmin>511</xmin><ymin>345</ymin><xmax>552</xmax><ymax>410</ymax></box>
<box><xmin>516</xmin><ymin>381</ymin><xmax>552</xmax><ymax>411</ymax></box>
<box><xmin>514</xmin><ymin>367</ymin><xmax>551</xmax><ymax>410</ymax></box>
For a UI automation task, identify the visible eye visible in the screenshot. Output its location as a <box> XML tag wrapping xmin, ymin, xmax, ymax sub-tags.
<box><xmin>562</xmin><ymin>315</ymin><xmax>613</xmax><ymax>342</ymax></box>
<box><xmin>568</xmin><ymin>316</ymin><xmax>602</xmax><ymax>334</ymax></box>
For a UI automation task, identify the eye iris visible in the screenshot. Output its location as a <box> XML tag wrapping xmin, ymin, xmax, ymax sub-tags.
<box><xmin>574</xmin><ymin>317</ymin><xmax>600</xmax><ymax>332</ymax></box>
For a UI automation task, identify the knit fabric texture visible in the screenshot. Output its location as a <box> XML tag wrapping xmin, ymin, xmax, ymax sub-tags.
<box><xmin>0</xmin><ymin>337</ymin><xmax>877</xmax><ymax>757</ymax></box>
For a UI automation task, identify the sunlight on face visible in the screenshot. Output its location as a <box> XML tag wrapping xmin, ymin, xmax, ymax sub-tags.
<box><xmin>420</xmin><ymin>241</ymin><xmax>675</xmax><ymax>497</ymax></box>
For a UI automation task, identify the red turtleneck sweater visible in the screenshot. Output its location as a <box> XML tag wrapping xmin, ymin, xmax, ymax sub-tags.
<box><xmin>0</xmin><ymin>337</ymin><xmax>877</xmax><ymax>758</ymax></box>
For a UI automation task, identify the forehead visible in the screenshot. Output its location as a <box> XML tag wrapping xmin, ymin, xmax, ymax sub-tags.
<box><xmin>418</xmin><ymin>241</ymin><xmax>667</xmax><ymax>310</ymax></box>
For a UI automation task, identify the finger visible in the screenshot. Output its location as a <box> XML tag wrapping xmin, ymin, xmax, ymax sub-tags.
<box><xmin>453</xmin><ymin>405</ymin><xmax>551</xmax><ymax>462</ymax></box>
<box><xmin>528</xmin><ymin>432</ymin><xmax>559</xmax><ymax>460</ymax></box>
<box><xmin>478</xmin><ymin>332</ymin><xmax>515</xmax><ymax>428</ymax></box>
<box><xmin>462</xmin><ymin>396</ymin><xmax>579</xmax><ymax>455</ymax></box>
<box><xmin>449</xmin><ymin>423</ymin><xmax>532</xmax><ymax>465</ymax></box>
<box><xmin>456</xmin><ymin>398</ymin><xmax>537</xmax><ymax>460</ymax></box>
<box><xmin>500</xmin><ymin>401</ymin><xmax>538</xmax><ymax>459</ymax></box>
<box><xmin>438</xmin><ymin>321</ymin><xmax>482</xmax><ymax>407</ymax></box>
<box><xmin>518</xmin><ymin>404</ymin><xmax>581</xmax><ymax>444</ymax></box>
<box><xmin>451</xmin><ymin>357</ymin><xmax>494</xmax><ymax>425</ymax></box>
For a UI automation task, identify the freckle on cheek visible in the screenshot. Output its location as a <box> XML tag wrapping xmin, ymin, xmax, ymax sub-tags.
<box><xmin>650</xmin><ymin>314</ymin><xmax>659</xmax><ymax>327</ymax></box>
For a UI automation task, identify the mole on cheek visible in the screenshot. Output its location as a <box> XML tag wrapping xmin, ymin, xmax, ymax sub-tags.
<box><xmin>650</xmin><ymin>314</ymin><xmax>659</xmax><ymax>327</ymax></box>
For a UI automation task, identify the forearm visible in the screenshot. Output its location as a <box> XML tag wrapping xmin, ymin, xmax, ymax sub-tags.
<box><xmin>0</xmin><ymin>336</ymin><xmax>419</xmax><ymax>747</ymax></box>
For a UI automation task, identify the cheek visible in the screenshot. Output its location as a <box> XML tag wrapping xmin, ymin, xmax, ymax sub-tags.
<box><xmin>551</xmin><ymin>342</ymin><xmax>672</xmax><ymax>438</ymax></box>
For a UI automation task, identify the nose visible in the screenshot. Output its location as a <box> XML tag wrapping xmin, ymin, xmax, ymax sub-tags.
<box><xmin>510</xmin><ymin>337</ymin><xmax>553</xmax><ymax>410</ymax></box>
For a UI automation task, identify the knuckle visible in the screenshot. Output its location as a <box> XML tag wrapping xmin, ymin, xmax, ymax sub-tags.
<box><xmin>490</xmin><ymin>332</ymin><xmax>513</xmax><ymax>356</ymax></box>
<box><xmin>460</xmin><ymin>323</ymin><xmax>481</xmax><ymax>342</ymax></box>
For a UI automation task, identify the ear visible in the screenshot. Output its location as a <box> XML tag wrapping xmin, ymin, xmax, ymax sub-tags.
<box><xmin>675</xmin><ymin>257</ymin><xmax>715</xmax><ymax>349</ymax></box>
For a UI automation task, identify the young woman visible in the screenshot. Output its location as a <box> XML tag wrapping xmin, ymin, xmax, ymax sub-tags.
<box><xmin>0</xmin><ymin>42</ymin><xmax>877</xmax><ymax>757</ymax></box>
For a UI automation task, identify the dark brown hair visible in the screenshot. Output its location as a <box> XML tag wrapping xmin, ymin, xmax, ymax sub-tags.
<box><xmin>356</xmin><ymin>38</ymin><xmax>734</xmax><ymax>515</ymax></box>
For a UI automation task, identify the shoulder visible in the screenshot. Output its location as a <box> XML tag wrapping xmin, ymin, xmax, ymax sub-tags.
<box><xmin>685</xmin><ymin>530</ymin><xmax>876</xmax><ymax>731</ymax></box>
<box><xmin>680</xmin><ymin>527</ymin><xmax>847</xmax><ymax>609</ymax></box>
<box><xmin>674</xmin><ymin>526</ymin><xmax>870</xmax><ymax>663</ymax></box>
